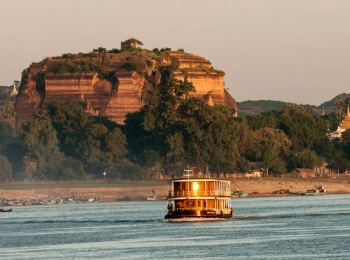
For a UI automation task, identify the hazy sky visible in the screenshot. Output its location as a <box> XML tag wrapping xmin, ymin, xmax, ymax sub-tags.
<box><xmin>1</xmin><ymin>0</ymin><xmax>349</xmax><ymax>105</ymax></box>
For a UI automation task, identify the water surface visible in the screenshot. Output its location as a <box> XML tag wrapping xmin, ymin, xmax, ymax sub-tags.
<box><xmin>1</xmin><ymin>194</ymin><xmax>349</xmax><ymax>259</ymax></box>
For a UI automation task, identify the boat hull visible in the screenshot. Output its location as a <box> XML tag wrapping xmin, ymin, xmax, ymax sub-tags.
<box><xmin>147</xmin><ymin>196</ymin><xmax>156</xmax><ymax>201</ymax></box>
<box><xmin>0</xmin><ymin>208</ymin><xmax>12</xmax><ymax>212</ymax></box>
<box><xmin>165</xmin><ymin>210</ymin><xmax>233</xmax><ymax>220</ymax></box>
<box><xmin>301</xmin><ymin>192</ymin><xmax>326</xmax><ymax>196</ymax></box>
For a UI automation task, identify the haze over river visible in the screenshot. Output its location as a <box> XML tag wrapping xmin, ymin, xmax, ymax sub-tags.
<box><xmin>1</xmin><ymin>195</ymin><xmax>349</xmax><ymax>259</ymax></box>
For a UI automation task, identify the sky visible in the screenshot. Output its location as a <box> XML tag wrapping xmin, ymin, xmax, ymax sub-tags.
<box><xmin>1</xmin><ymin>0</ymin><xmax>349</xmax><ymax>106</ymax></box>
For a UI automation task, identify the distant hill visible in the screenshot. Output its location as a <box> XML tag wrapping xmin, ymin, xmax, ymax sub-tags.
<box><xmin>237</xmin><ymin>93</ymin><xmax>350</xmax><ymax>117</ymax></box>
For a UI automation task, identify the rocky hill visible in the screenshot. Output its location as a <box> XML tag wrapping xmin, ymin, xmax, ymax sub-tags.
<box><xmin>15</xmin><ymin>39</ymin><xmax>237</xmax><ymax>130</ymax></box>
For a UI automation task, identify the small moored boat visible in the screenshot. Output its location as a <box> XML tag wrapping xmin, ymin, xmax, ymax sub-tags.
<box><xmin>301</xmin><ymin>185</ymin><xmax>326</xmax><ymax>196</ymax></box>
<box><xmin>147</xmin><ymin>195</ymin><xmax>156</xmax><ymax>201</ymax></box>
<box><xmin>147</xmin><ymin>190</ymin><xmax>156</xmax><ymax>201</ymax></box>
<box><xmin>0</xmin><ymin>207</ymin><xmax>12</xmax><ymax>212</ymax></box>
<box><xmin>164</xmin><ymin>169</ymin><xmax>233</xmax><ymax>221</ymax></box>
<box><xmin>232</xmin><ymin>189</ymin><xmax>249</xmax><ymax>198</ymax></box>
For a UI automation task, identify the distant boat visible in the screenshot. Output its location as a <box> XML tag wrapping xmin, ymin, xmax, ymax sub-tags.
<box><xmin>0</xmin><ymin>207</ymin><xmax>12</xmax><ymax>212</ymax></box>
<box><xmin>147</xmin><ymin>190</ymin><xmax>156</xmax><ymax>201</ymax></box>
<box><xmin>301</xmin><ymin>185</ymin><xmax>326</xmax><ymax>196</ymax></box>
<box><xmin>232</xmin><ymin>190</ymin><xmax>249</xmax><ymax>198</ymax></box>
<box><xmin>62</xmin><ymin>196</ymin><xmax>100</xmax><ymax>204</ymax></box>
<box><xmin>147</xmin><ymin>195</ymin><xmax>156</xmax><ymax>201</ymax></box>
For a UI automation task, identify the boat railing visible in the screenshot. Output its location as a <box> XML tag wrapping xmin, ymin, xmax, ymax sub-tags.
<box><xmin>173</xmin><ymin>207</ymin><xmax>216</xmax><ymax>212</ymax></box>
<box><xmin>168</xmin><ymin>190</ymin><xmax>231</xmax><ymax>197</ymax></box>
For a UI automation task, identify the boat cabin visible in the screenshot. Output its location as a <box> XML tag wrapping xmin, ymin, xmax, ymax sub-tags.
<box><xmin>165</xmin><ymin>178</ymin><xmax>233</xmax><ymax>219</ymax></box>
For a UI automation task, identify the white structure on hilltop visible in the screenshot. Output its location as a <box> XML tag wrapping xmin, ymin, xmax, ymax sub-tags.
<box><xmin>10</xmin><ymin>81</ymin><xmax>18</xmax><ymax>96</ymax></box>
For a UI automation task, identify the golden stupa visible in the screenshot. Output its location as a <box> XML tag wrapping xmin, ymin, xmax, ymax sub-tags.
<box><xmin>329</xmin><ymin>106</ymin><xmax>350</xmax><ymax>139</ymax></box>
<box><xmin>338</xmin><ymin>106</ymin><xmax>350</xmax><ymax>130</ymax></box>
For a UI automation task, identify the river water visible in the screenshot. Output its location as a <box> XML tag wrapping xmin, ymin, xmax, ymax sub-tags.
<box><xmin>1</xmin><ymin>194</ymin><xmax>349</xmax><ymax>259</ymax></box>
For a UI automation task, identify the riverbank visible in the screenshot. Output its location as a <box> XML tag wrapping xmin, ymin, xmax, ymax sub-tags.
<box><xmin>1</xmin><ymin>177</ymin><xmax>350</xmax><ymax>202</ymax></box>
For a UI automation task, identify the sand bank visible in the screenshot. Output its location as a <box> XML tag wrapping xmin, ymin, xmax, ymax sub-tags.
<box><xmin>1</xmin><ymin>178</ymin><xmax>349</xmax><ymax>202</ymax></box>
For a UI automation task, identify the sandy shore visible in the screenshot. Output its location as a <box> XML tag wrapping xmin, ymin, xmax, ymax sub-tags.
<box><xmin>1</xmin><ymin>178</ymin><xmax>350</xmax><ymax>202</ymax></box>
<box><xmin>230</xmin><ymin>178</ymin><xmax>350</xmax><ymax>196</ymax></box>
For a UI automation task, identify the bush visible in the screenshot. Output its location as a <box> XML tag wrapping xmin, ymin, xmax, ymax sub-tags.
<box><xmin>110</xmin><ymin>159</ymin><xmax>151</xmax><ymax>180</ymax></box>
<box><xmin>145</xmin><ymin>60</ymin><xmax>153</xmax><ymax>68</ymax></box>
<box><xmin>57</xmin><ymin>157</ymin><xmax>86</xmax><ymax>180</ymax></box>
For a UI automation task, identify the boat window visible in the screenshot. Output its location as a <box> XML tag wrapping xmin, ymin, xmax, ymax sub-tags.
<box><xmin>187</xmin><ymin>201</ymin><xmax>194</xmax><ymax>207</ymax></box>
<box><xmin>207</xmin><ymin>182</ymin><xmax>214</xmax><ymax>191</ymax></box>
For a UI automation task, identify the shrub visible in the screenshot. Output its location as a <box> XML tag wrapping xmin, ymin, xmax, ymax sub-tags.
<box><xmin>110</xmin><ymin>159</ymin><xmax>151</xmax><ymax>180</ymax></box>
<box><xmin>145</xmin><ymin>60</ymin><xmax>153</xmax><ymax>67</ymax></box>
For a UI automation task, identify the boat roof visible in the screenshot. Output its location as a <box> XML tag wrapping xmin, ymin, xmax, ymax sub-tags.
<box><xmin>168</xmin><ymin>178</ymin><xmax>229</xmax><ymax>183</ymax></box>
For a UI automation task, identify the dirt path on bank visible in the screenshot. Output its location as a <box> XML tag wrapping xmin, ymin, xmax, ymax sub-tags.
<box><xmin>1</xmin><ymin>178</ymin><xmax>350</xmax><ymax>202</ymax></box>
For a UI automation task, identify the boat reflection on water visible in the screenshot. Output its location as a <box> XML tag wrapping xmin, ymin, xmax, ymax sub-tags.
<box><xmin>164</xmin><ymin>169</ymin><xmax>233</xmax><ymax>221</ymax></box>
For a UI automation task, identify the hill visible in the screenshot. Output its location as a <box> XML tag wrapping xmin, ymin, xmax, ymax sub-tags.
<box><xmin>237</xmin><ymin>93</ymin><xmax>350</xmax><ymax>117</ymax></box>
<box><xmin>14</xmin><ymin>39</ymin><xmax>237</xmax><ymax>130</ymax></box>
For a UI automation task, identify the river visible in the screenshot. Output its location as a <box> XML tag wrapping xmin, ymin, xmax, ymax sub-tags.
<box><xmin>1</xmin><ymin>194</ymin><xmax>349</xmax><ymax>259</ymax></box>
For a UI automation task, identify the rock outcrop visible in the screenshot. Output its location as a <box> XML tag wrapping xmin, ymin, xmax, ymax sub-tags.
<box><xmin>15</xmin><ymin>40</ymin><xmax>237</xmax><ymax>130</ymax></box>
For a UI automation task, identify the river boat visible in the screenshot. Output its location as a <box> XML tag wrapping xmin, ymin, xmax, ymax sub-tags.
<box><xmin>0</xmin><ymin>207</ymin><xmax>12</xmax><ymax>212</ymax></box>
<box><xmin>62</xmin><ymin>196</ymin><xmax>100</xmax><ymax>204</ymax></box>
<box><xmin>147</xmin><ymin>195</ymin><xmax>156</xmax><ymax>201</ymax></box>
<box><xmin>164</xmin><ymin>170</ymin><xmax>234</xmax><ymax>221</ymax></box>
<box><xmin>62</xmin><ymin>197</ymin><xmax>79</xmax><ymax>204</ymax></box>
<box><xmin>147</xmin><ymin>190</ymin><xmax>156</xmax><ymax>201</ymax></box>
<box><xmin>86</xmin><ymin>197</ymin><xmax>100</xmax><ymax>203</ymax></box>
<box><xmin>232</xmin><ymin>189</ymin><xmax>249</xmax><ymax>198</ymax></box>
<box><xmin>301</xmin><ymin>185</ymin><xmax>326</xmax><ymax>196</ymax></box>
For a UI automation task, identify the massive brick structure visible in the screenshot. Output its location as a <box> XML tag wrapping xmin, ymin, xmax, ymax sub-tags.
<box><xmin>15</xmin><ymin>40</ymin><xmax>237</xmax><ymax>130</ymax></box>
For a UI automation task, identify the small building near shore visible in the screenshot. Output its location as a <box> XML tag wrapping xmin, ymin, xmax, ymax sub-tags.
<box><xmin>288</xmin><ymin>168</ymin><xmax>315</xmax><ymax>178</ymax></box>
<box><xmin>246</xmin><ymin>171</ymin><xmax>261</xmax><ymax>178</ymax></box>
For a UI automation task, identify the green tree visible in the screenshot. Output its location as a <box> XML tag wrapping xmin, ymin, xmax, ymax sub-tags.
<box><xmin>334</xmin><ymin>99</ymin><xmax>344</xmax><ymax>124</ymax></box>
<box><xmin>340</xmin><ymin>129</ymin><xmax>350</xmax><ymax>158</ymax></box>
<box><xmin>289</xmin><ymin>149</ymin><xmax>324</xmax><ymax>169</ymax></box>
<box><xmin>125</xmin><ymin>79</ymin><xmax>195</xmax><ymax>171</ymax></box>
<box><xmin>246</xmin><ymin>111</ymin><xmax>279</xmax><ymax>131</ymax></box>
<box><xmin>19</xmin><ymin>120</ymin><xmax>64</xmax><ymax>179</ymax></box>
<box><xmin>125</xmin><ymin>79</ymin><xmax>246</xmax><ymax>174</ymax></box>
<box><xmin>104</xmin><ymin>128</ymin><xmax>128</xmax><ymax>164</ymax></box>
<box><xmin>1</xmin><ymin>105</ymin><xmax>15</xmax><ymax>124</ymax></box>
<box><xmin>261</xmin><ymin>139</ymin><xmax>279</xmax><ymax>175</ymax></box>
<box><xmin>254</xmin><ymin>127</ymin><xmax>291</xmax><ymax>175</ymax></box>
<box><xmin>0</xmin><ymin>121</ymin><xmax>14</xmax><ymax>149</ymax></box>
<box><xmin>37</xmin><ymin>102</ymin><xmax>127</xmax><ymax>175</ymax></box>
<box><xmin>0</xmin><ymin>154</ymin><xmax>12</xmax><ymax>182</ymax></box>
<box><xmin>56</xmin><ymin>157</ymin><xmax>86</xmax><ymax>180</ymax></box>
<box><xmin>278</xmin><ymin>104</ymin><xmax>327</xmax><ymax>150</ymax></box>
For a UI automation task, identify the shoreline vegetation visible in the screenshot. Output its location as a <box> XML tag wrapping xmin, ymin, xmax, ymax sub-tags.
<box><xmin>1</xmin><ymin>176</ymin><xmax>350</xmax><ymax>202</ymax></box>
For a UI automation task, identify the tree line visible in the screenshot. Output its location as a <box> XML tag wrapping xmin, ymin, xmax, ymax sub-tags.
<box><xmin>1</xmin><ymin>79</ymin><xmax>349</xmax><ymax>182</ymax></box>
